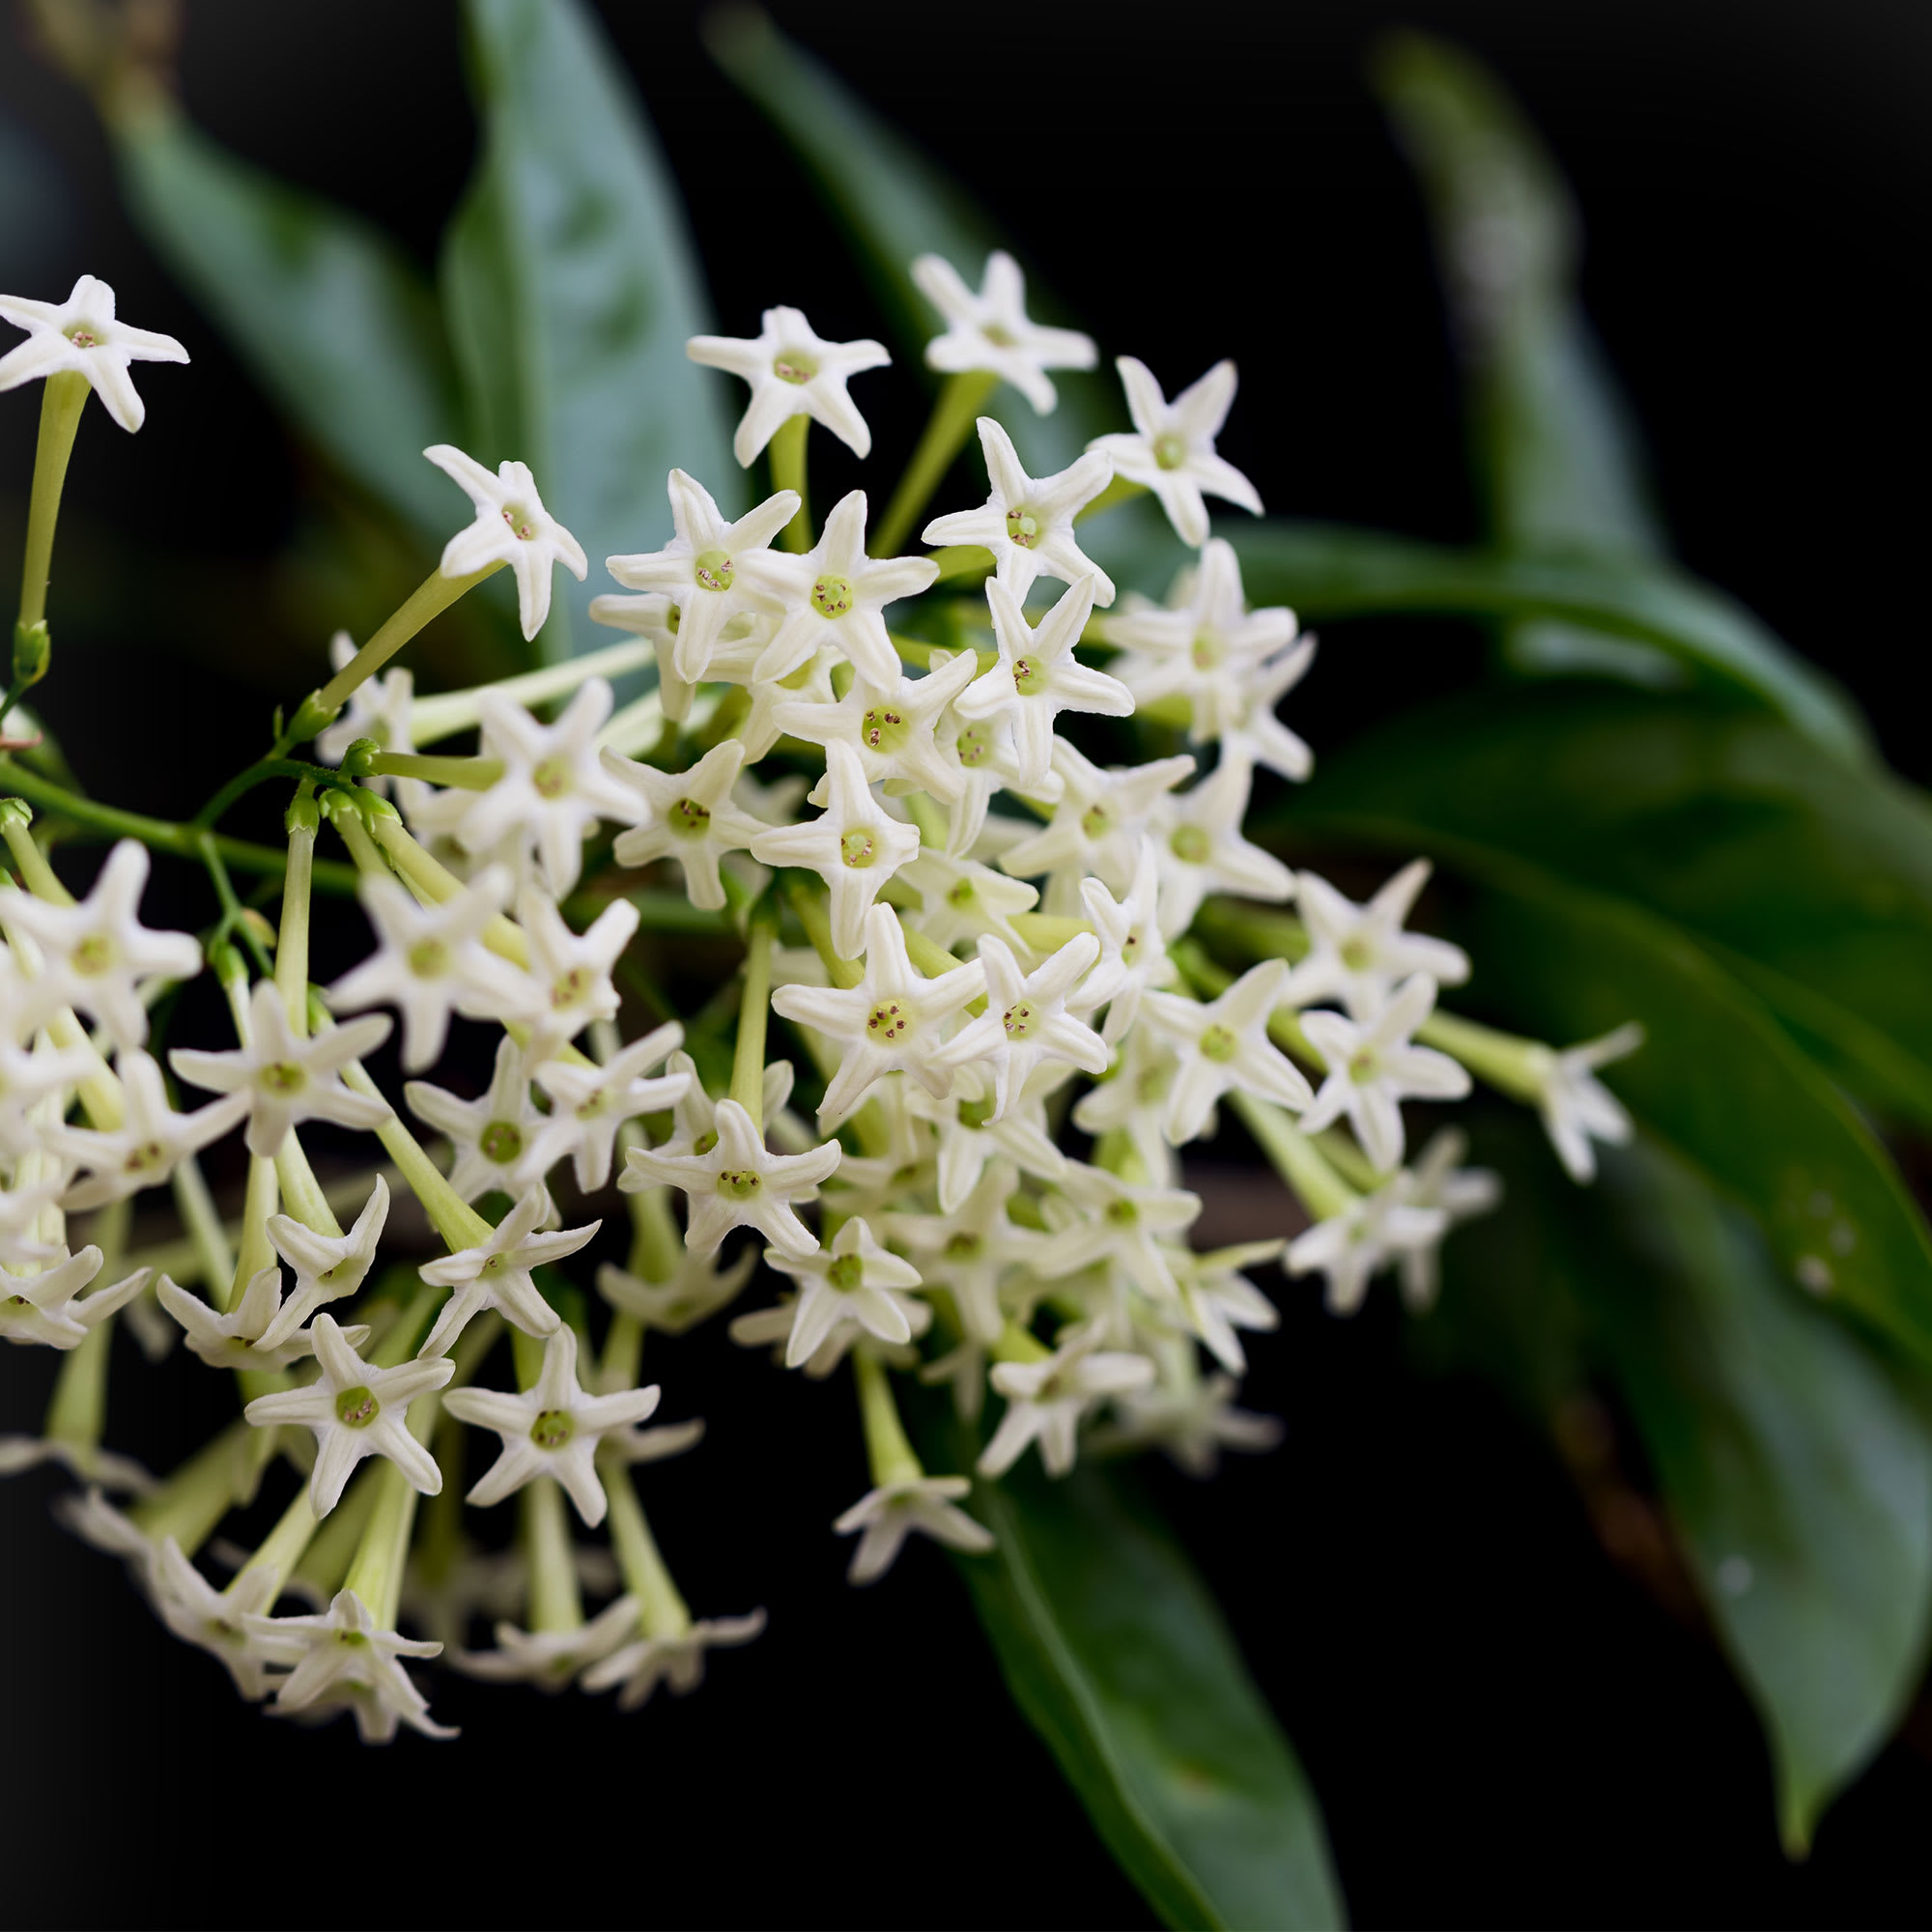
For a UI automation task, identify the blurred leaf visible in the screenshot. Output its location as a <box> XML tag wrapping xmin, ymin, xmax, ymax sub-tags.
<box><xmin>450</xmin><ymin>0</ymin><xmax>736</xmax><ymax>662</ymax></box>
<box><xmin>1297</xmin><ymin>682</ymin><xmax>1932</xmax><ymax>1122</ymax></box>
<box><xmin>113</xmin><ymin>107</ymin><xmax>460</xmax><ymax>539</ymax></box>
<box><xmin>943</xmin><ymin>1447</ymin><xmax>1346</xmax><ymax>1930</ymax></box>
<box><xmin>1235</xmin><ymin>521</ymin><xmax>1869</xmax><ymax>762</ymax></box>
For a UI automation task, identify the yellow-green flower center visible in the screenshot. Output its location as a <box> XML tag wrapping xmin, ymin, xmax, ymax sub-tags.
<box><xmin>335</xmin><ymin>1384</ymin><xmax>379</xmax><ymax>1427</ymax></box>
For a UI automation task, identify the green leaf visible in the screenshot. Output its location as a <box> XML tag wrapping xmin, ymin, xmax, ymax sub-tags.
<box><xmin>447</xmin><ymin>0</ymin><xmax>736</xmax><ymax>661</ymax></box>
<box><xmin>1294</xmin><ymin>682</ymin><xmax>1932</xmax><ymax>1122</ymax></box>
<box><xmin>947</xmin><ymin>1450</ymin><xmax>1345</xmax><ymax>1929</ymax></box>
<box><xmin>112</xmin><ymin>107</ymin><xmax>460</xmax><ymax>539</ymax></box>
<box><xmin>1233</xmin><ymin>520</ymin><xmax>1870</xmax><ymax>763</ymax></box>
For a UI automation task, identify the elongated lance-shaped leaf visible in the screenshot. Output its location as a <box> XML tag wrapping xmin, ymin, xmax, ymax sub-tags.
<box><xmin>1233</xmin><ymin>521</ymin><xmax>1870</xmax><ymax>763</ymax></box>
<box><xmin>111</xmin><ymin>104</ymin><xmax>461</xmax><ymax>540</ymax></box>
<box><xmin>926</xmin><ymin>1422</ymin><xmax>1346</xmax><ymax>1931</ymax></box>
<box><xmin>445</xmin><ymin>0</ymin><xmax>736</xmax><ymax>664</ymax></box>
<box><xmin>1375</xmin><ymin>34</ymin><xmax>1675</xmax><ymax>686</ymax></box>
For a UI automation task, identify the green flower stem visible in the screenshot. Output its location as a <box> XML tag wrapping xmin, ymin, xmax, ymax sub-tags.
<box><xmin>341</xmin><ymin>1061</ymin><xmax>493</xmax><ymax>1251</ymax></box>
<box><xmin>43</xmin><ymin>1321</ymin><xmax>113</xmax><ymax>1456</ymax></box>
<box><xmin>276</xmin><ymin>801</ymin><xmax>316</xmax><ymax>1032</ymax></box>
<box><xmin>1414</xmin><ymin>1008</ymin><xmax>1546</xmax><ymax>1101</ymax></box>
<box><xmin>1194</xmin><ymin>899</ymin><xmax>1312</xmax><ymax>964</ymax></box>
<box><xmin>365</xmin><ymin>752</ymin><xmax>503</xmax><ymax>790</ymax></box>
<box><xmin>14</xmin><ymin>369</ymin><xmax>89</xmax><ymax>630</ymax></box>
<box><xmin>275</xmin><ymin>1132</ymin><xmax>344</xmax><ymax>1238</ymax></box>
<box><xmin>854</xmin><ymin>1348</ymin><xmax>924</xmax><ymax>1490</ymax></box>
<box><xmin>901</xmin><ymin>923</ymin><xmax>963</xmax><ymax>981</ymax></box>
<box><xmin>524</xmin><ymin>1477</ymin><xmax>584</xmax><ymax>1634</ymax></box>
<box><xmin>1</xmin><ymin>810</ymin><xmax>71</xmax><ymax>902</ymax></box>
<box><xmin>728</xmin><ymin>913</ymin><xmax>778</xmax><ymax>1127</ymax></box>
<box><xmin>170</xmin><ymin>1154</ymin><xmax>235</xmax><ymax>1297</ymax></box>
<box><xmin>904</xmin><ymin>792</ymin><xmax>948</xmax><ymax>847</ymax></box>
<box><xmin>600</xmin><ymin>690</ymin><xmax>673</xmax><ymax>760</ymax></box>
<box><xmin>1232</xmin><ymin>1092</ymin><xmax>1359</xmax><ymax>1221</ymax></box>
<box><xmin>221</xmin><ymin>1154</ymin><xmax>280</xmax><ymax>1318</ymax></box>
<box><xmin>130</xmin><ymin>1418</ymin><xmax>257</xmax><ymax>1553</ymax></box>
<box><xmin>784</xmin><ymin>877</ymin><xmax>863</xmax><ymax>989</ymax></box>
<box><xmin>311</xmin><ymin>562</ymin><xmax>501</xmax><ymax>722</ymax></box>
<box><xmin>1009</xmin><ymin>912</ymin><xmax>1094</xmax><ymax>952</ymax></box>
<box><xmin>1072</xmin><ymin>473</ymin><xmax>1148</xmax><ymax>526</ymax></box>
<box><xmin>201</xmin><ymin>833</ymin><xmax>272</xmax><ymax>979</ymax></box>
<box><xmin>363</xmin><ymin>812</ymin><xmax>531</xmax><ymax>971</ymax></box>
<box><xmin>231</xmin><ymin>1484</ymin><xmax>320</xmax><ymax>1603</ymax></box>
<box><xmin>992</xmin><ymin>1320</ymin><xmax>1052</xmax><ymax>1367</ymax></box>
<box><xmin>873</xmin><ymin>369</ymin><xmax>999</xmax><ymax>558</ymax></box>
<box><xmin>605</xmin><ymin>1466</ymin><xmax>692</xmax><ymax>1639</ymax></box>
<box><xmin>1093</xmin><ymin>1127</ymin><xmax>1151</xmax><ymax>1188</ymax></box>
<box><xmin>769</xmin><ymin>412</ymin><xmax>810</xmax><ymax>553</ymax></box>
<box><xmin>929</xmin><ymin>544</ymin><xmax>993</xmax><ymax>584</ymax></box>
<box><xmin>292</xmin><ymin>1465</ymin><xmax>381</xmax><ymax>1600</ymax></box>
<box><xmin>0</xmin><ymin>759</ymin><xmax>358</xmax><ymax>891</ymax></box>
<box><xmin>1315</xmin><ymin>1128</ymin><xmax>1383</xmax><ymax>1194</ymax></box>
<box><xmin>628</xmin><ymin>1177</ymin><xmax>683</xmax><ymax>1284</ymax></box>
<box><xmin>408</xmin><ymin>639</ymin><xmax>656</xmax><ymax>747</ymax></box>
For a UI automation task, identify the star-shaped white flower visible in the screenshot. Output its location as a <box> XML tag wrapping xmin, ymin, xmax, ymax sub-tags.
<box><xmin>455</xmin><ymin>1591</ymin><xmax>644</xmax><ymax>1690</ymax></box>
<box><xmin>762</xmin><ymin>1217</ymin><xmax>925</xmax><ymax>1367</ymax></box>
<box><xmin>443</xmin><ymin>1326</ymin><xmax>661</xmax><ymax>1527</ymax></box>
<box><xmin>1388</xmin><ymin>1128</ymin><xmax>1501</xmax><ymax>1308</ymax></box>
<box><xmin>1088</xmin><ymin>356</ymin><xmax>1262</xmax><ymax>548</ymax></box>
<box><xmin>0</xmin><ymin>1038</ymin><xmax>97</xmax><ymax>1158</ymax></box>
<box><xmin>580</xmin><ymin>1606</ymin><xmax>767</xmax><ymax>1712</ymax></box>
<box><xmin>935</xmin><ymin>932</ymin><xmax>1107</xmax><ymax>1122</ymax></box>
<box><xmin>911</xmin><ymin>250</ymin><xmax>1096</xmax><ymax>415</ymax></box>
<box><xmin>53</xmin><ymin>1049</ymin><xmax>248</xmax><ymax>1211</ymax></box>
<box><xmin>0</xmin><ymin>274</ymin><xmax>186</xmax><ymax>431</ymax></box>
<box><xmin>418</xmin><ymin>1185</ymin><xmax>599</xmax><ymax>1356</ymax></box>
<box><xmin>325</xmin><ymin>865</ymin><xmax>526</xmax><ymax>1071</ymax></box>
<box><xmin>835</xmin><ymin>1474</ymin><xmax>995</xmax><ymax>1584</ymax></box>
<box><xmin>0</xmin><ymin>1246</ymin><xmax>146</xmax><ymax>1350</ymax></box>
<box><xmin>2</xmin><ymin>838</ymin><xmax>202</xmax><ymax>1048</ymax></box>
<box><xmin>1528</xmin><ymin>1023</ymin><xmax>1644</xmax><ymax>1183</ymax></box>
<box><xmin>979</xmin><ymin>1329</ymin><xmax>1156</xmax><ymax>1479</ymax></box>
<box><xmin>901</xmin><ymin>1065</ymin><xmax>1067</xmax><ymax>1216</ymax></box>
<box><xmin>1033</xmin><ymin>1162</ymin><xmax>1204</xmax><ymax>1304</ymax></box>
<box><xmin>149</xmin><ymin>1541</ymin><xmax>285</xmax><ymax>1699</ymax></box>
<box><xmin>1151</xmin><ymin>751</ymin><xmax>1294</xmax><ymax>938</ymax></box>
<box><xmin>1069</xmin><ymin>1025</ymin><xmax>1182</xmax><ymax>1186</ymax></box>
<box><xmin>597</xmin><ymin>1245</ymin><xmax>757</xmax><ymax>1336</ymax></box>
<box><xmin>998</xmin><ymin>744</ymin><xmax>1195</xmax><ymax>905</ymax></box>
<box><xmin>734</xmin><ymin>490</ymin><xmax>937</xmax><ymax>688</ymax></box>
<box><xmin>243</xmin><ymin>1315</ymin><xmax>454</xmax><ymax>1516</ymax></box>
<box><xmin>883</xmin><ymin>1160</ymin><xmax>1049</xmax><ymax>1345</ymax></box>
<box><xmin>774</xmin><ymin>647</ymin><xmax>980</xmax><ymax>803</ymax></box>
<box><xmin>1287</xmin><ymin>1185</ymin><xmax>1449</xmax><ymax>1316</ymax></box>
<box><xmin>1171</xmin><ymin>1239</ymin><xmax>1284</xmax><ymax>1374</ymax></box>
<box><xmin>170</xmin><ymin>978</ymin><xmax>391</xmax><ymax>1159</ymax></box>
<box><xmin>1299</xmin><ymin>975</ymin><xmax>1473</xmax><ymax>1173</ymax></box>
<box><xmin>246</xmin><ymin>1587</ymin><xmax>454</xmax><ymax>1742</ymax></box>
<box><xmin>770</xmin><ymin>904</ymin><xmax>985</xmax><ymax>1127</ymax></box>
<box><xmin>688</xmin><ymin>306</ymin><xmax>890</xmax><ymax>465</ymax></box>
<box><xmin>621</xmin><ymin>1096</ymin><xmax>840</xmax><ymax>1259</ymax></box>
<box><xmin>1067</xmin><ymin>840</ymin><xmax>1179</xmax><ymax>1046</ymax></box>
<box><xmin>425</xmin><ymin>443</ymin><xmax>586</xmax><ymax>641</ymax></box>
<box><xmin>1093</xmin><ymin>1373</ymin><xmax>1284</xmax><ymax>1478</ymax></box>
<box><xmin>602</xmin><ymin>738</ymin><xmax>774</xmax><ymax>911</ymax></box>
<box><xmin>923</xmin><ymin>419</ymin><xmax>1117</xmax><ymax>606</ymax></box>
<box><xmin>158</xmin><ymin>1266</ymin><xmax>371</xmax><ymax>1371</ymax></box>
<box><xmin>1141</xmin><ymin>959</ymin><xmax>1313</xmax><ymax>1145</ymax></box>
<box><xmin>528</xmin><ymin>1021</ymin><xmax>689</xmax><ymax>1191</ymax></box>
<box><xmin>406</xmin><ymin>1036</ymin><xmax>550</xmax><ymax>1208</ymax></box>
<box><xmin>749</xmin><ymin>739</ymin><xmax>923</xmax><ymax>957</ymax></box>
<box><xmin>0</xmin><ymin>1178</ymin><xmax>62</xmax><ymax>1271</ymax></box>
<box><xmin>736</xmin><ymin>641</ymin><xmax>833</xmax><ymax>761</ymax></box>
<box><xmin>1284</xmin><ymin>861</ymin><xmax>1471</xmax><ymax>1021</ymax></box>
<box><xmin>898</xmin><ymin>844</ymin><xmax>1037</xmax><ymax>954</ymax></box>
<box><xmin>261</xmin><ymin>1177</ymin><xmax>391</xmax><ymax>1350</ymax></box>
<box><xmin>516</xmin><ymin>890</ymin><xmax>639</xmax><ymax>1055</ymax></box>
<box><xmin>952</xmin><ymin>578</ymin><xmax>1133</xmax><ymax>791</ymax></box>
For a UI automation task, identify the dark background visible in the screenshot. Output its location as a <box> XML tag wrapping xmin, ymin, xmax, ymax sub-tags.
<box><xmin>1</xmin><ymin>2</ymin><xmax>1928</xmax><ymax>1926</ymax></box>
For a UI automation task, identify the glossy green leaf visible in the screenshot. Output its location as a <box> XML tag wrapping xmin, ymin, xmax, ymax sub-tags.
<box><xmin>448</xmin><ymin>0</ymin><xmax>736</xmax><ymax>661</ymax></box>
<box><xmin>1294</xmin><ymin>682</ymin><xmax>1932</xmax><ymax>1122</ymax></box>
<box><xmin>1234</xmin><ymin>520</ymin><xmax>1869</xmax><ymax>762</ymax></box>
<box><xmin>946</xmin><ymin>1448</ymin><xmax>1345</xmax><ymax>1930</ymax></box>
<box><xmin>113</xmin><ymin>107</ymin><xmax>459</xmax><ymax>539</ymax></box>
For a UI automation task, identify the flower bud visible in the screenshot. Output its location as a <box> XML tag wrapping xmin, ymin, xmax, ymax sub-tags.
<box><xmin>0</xmin><ymin>797</ymin><xmax>34</xmax><ymax>833</ymax></box>
<box><xmin>12</xmin><ymin>620</ymin><xmax>50</xmax><ymax>688</ymax></box>
<box><xmin>284</xmin><ymin>792</ymin><xmax>322</xmax><ymax>838</ymax></box>
<box><xmin>338</xmin><ymin>737</ymin><xmax>380</xmax><ymax>781</ymax></box>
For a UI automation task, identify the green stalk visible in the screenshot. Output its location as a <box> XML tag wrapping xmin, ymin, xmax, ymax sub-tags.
<box><xmin>1232</xmin><ymin>1092</ymin><xmax>1358</xmax><ymax>1221</ymax></box>
<box><xmin>854</xmin><ymin>1350</ymin><xmax>923</xmax><ymax>1490</ymax></box>
<box><xmin>768</xmin><ymin>413</ymin><xmax>810</xmax><ymax>552</ymax></box>
<box><xmin>16</xmin><ymin>371</ymin><xmax>89</xmax><ymax>633</ymax></box>
<box><xmin>605</xmin><ymin>1468</ymin><xmax>691</xmax><ymax>1639</ymax></box>
<box><xmin>872</xmin><ymin>369</ymin><xmax>998</xmax><ymax>557</ymax></box>
<box><xmin>524</xmin><ymin>1478</ymin><xmax>584</xmax><ymax>1634</ymax></box>
<box><xmin>409</xmin><ymin>638</ymin><xmax>655</xmax><ymax>746</ymax></box>
<box><xmin>728</xmin><ymin>913</ymin><xmax>777</xmax><ymax>1128</ymax></box>
<box><xmin>311</xmin><ymin>563</ymin><xmax>500</xmax><ymax>720</ymax></box>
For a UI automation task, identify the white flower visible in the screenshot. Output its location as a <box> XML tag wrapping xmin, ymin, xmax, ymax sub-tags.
<box><xmin>1285</xmin><ymin>861</ymin><xmax>1471</xmax><ymax>1021</ymax></box>
<box><xmin>169</xmin><ymin>978</ymin><xmax>391</xmax><ymax>1159</ymax></box>
<box><xmin>998</xmin><ymin>743</ymin><xmax>1196</xmax><ymax>905</ymax></box>
<box><xmin>55</xmin><ymin>1487</ymin><xmax>159</xmax><ymax>1585</ymax></box>
<box><xmin>1222</xmin><ymin>640</ymin><xmax>1320</xmax><ymax>781</ymax></box>
<box><xmin>923</xmin><ymin>418</ymin><xmax>1117</xmax><ymax>606</ymax></box>
<box><xmin>735</xmin><ymin>490</ymin><xmax>938</xmax><ymax>688</ymax></box>
<box><xmin>1528</xmin><ymin>1023</ymin><xmax>1645</xmax><ymax>1183</ymax></box>
<box><xmin>1151</xmin><ymin>751</ymin><xmax>1294</xmax><ymax>938</ymax></box>
<box><xmin>1088</xmin><ymin>356</ymin><xmax>1261</xmax><ymax>548</ymax></box>
<box><xmin>687</xmin><ymin>306</ymin><xmax>890</xmax><ymax>465</ymax></box>
<box><xmin>762</xmin><ymin>1217</ymin><xmax>925</xmax><ymax>1368</ymax></box>
<box><xmin>0</xmin><ymin>273</ymin><xmax>187</xmax><ymax>431</ymax></box>
<box><xmin>425</xmin><ymin>443</ymin><xmax>586</xmax><ymax>641</ymax></box>
<box><xmin>911</xmin><ymin>249</ymin><xmax>1096</xmax><ymax>414</ymax></box>
<box><xmin>261</xmin><ymin>1177</ymin><xmax>391</xmax><ymax>1350</ymax></box>
<box><xmin>151</xmin><ymin>1542</ymin><xmax>285</xmax><ymax>1699</ymax></box>
<box><xmin>897</xmin><ymin>844</ymin><xmax>1037</xmax><ymax>955</ymax></box>
<box><xmin>516</xmin><ymin>889</ymin><xmax>639</xmax><ymax>1055</ymax></box>
<box><xmin>738</xmin><ymin>644</ymin><xmax>834</xmax><ymax>762</ymax></box>
<box><xmin>0</xmin><ymin>1038</ymin><xmax>96</xmax><ymax>1156</ymax></box>
<box><xmin>730</xmin><ymin>1289</ymin><xmax>928</xmax><ymax>1379</ymax></box>
<box><xmin>771</xmin><ymin>904</ymin><xmax>985</xmax><ymax>1127</ymax></box>
<box><xmin>902</xmin><ymin>1065</ymin><xmax>1067</xmax><ymax>1216</ymax></box>
<box><xmin>1094</xmin><ymin>1373</ymin><xmax>1283</xmax><ymax>1477</ymax></box>
<box><xmin>647</xmin><ymin>1051</ymin><xmax>792</xmax><ymax>1161</ymax></box>
<box><xmin>748</xmin><ymin>740</ymin><xmax>923</xmax><ymax>957</ymax></box>
<box><xmin>883</xmin><ymin>1160</ymin><xmax>1048</xmax><ymax>1345</ymax></box>
<box><xmin>418</xmin><ymin>1186</ymin><xmax>599</xmax><ymax>1356</ymax></box>
<box><xmin>0</xmin><ymin>1178</ymin><xmax>62</xmax><ymax>1269</ymax></box>
<box><xmin>622</xmin><ymin>1096</ymin><xmax>840</xmax><ymax>1259</ymax></box>
<box><xmin>1033</xmin><ymin>1163</ymin><xmax>1203</xmax><ymax>1304</ymax></box>
<box><xmin>0</xmin><ymin>1247</ymin><xmax>145</xmax><ymax>1350</ymax></box>
<box><xmin>246</xmin><ymin>1587</ymin><xmax>454</xmax><ymax>1742</ymax></box>
<box><xmin>596</xmin><ymin>1246</ymin><xmax>757</xmax><ymax>1336</ymax></box>
<box><xmin>1287</xmin><ymin>1186</ymin><xmax>1449</xmax><ymax>1316</ymax></box>
<box><xmin>1070</xmin><ymin>1026</ymin><xmax>1183</xmax><ymax>1186</ymax></box>
<box><xmin>1389</xmin><ymin>1128</ymin><xmax>1501</xmax><ymax>1309</ymax></box>
<box><xmin>603</xmin><ymin>738</ymin><xmax>773</xmax><ymax>911</ymax></box>
<box><xmin>580</xmin><ymin>1607</ymin><xmax>767</xmax><ymax>1712</ymax></box>
<box><xmin>406</xmin><ymin>1036</ymin><xmax>551</xmax><ymax>1207</ymax></box>
<box><xmin>774</xmin><ymin>647</ymin><xmax>980</xmax><ymax>803</ymax></box>
<box><xmin>443</xmin><ymin>1327</ymin><xmax>660</xmax><ymax>1528</ymax></box>
<box><xmin>528</xmin><ymin>1022</ymin><xmax>689</xmax><ymax>1191</ymax></box>
<box><xmin>1171</xmin><ymin>1240</ymin><xmax>1284</xmax><ymax>1374</ymax></box>
<box><xmin>244</xmin><ymin>1315</ymin><xmax>454</xmax><ymax>1516</ymax></box>
<box><xmin>53</xmin><ymin>1049</ymin><xmax>247</xmax><ymax>1211</ymax></box>
<box><xmin>1141</xmin><ymin>959</ymin><xmax>1313</xmax><ymax>1145</ymax></box>
<box><xmin>326</xmin><ymin>865</ymin><xmax>528</xmax><ymax>1071</ymax></box>
<box><xmin>952</xmin><ymin>578</ymin><xmax>1133</xmax><ymax>791</ymax></box>
<box><xmin>603</xmin><ymin>470</ymin><xmax>798</xmax><ymax>683</ymax></box>
<box><xmin>936</xmin><ymin>932</ymin><xmax>1107</xmax><ymax>1122</ymax></box>
<box><xmin>1299</xmin><ymin>975</ymin><xmax>1472</xmax><ymax>1173</ymax></box>
<box><xmin>835</xmin><ymin>1475</ymin><xmax>995</xmax><ymax>1584</ymax></box>
<box><xmin>456</xmin><ymin>1591</ymin><xmax>642</xmax><ymax>1691</ymax></box>
<box><xmin>1</xmin><ymin>839</ymin><xmax>202</xmax><ymax>1048</ymax></box>
<box><xmin>1067</xmin><ymin>840</ymin><xmax>1179</xmax><ymax>1046</ymax></box>
<box><xmin>158</xmin><ymin>1266</ymin><xmax>370</xmax><ymax>1371</ymax></box>
<box><xmin>979</xmin><ymin>1330</ymin><xmax>1156</xmax><ymax>1479</ymax></box>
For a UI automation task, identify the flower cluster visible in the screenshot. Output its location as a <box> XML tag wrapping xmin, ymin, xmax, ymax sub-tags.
<box><xmin>0</xmin><ymin>262</ymin><xmax>1639</xmax><ymax>1741</ymax></box>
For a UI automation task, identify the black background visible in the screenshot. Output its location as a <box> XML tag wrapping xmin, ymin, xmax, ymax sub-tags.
<box><xmin>1</xmin><ymin>2</ymin><xmax>1929</xmax><ymax>1926</ymax></box>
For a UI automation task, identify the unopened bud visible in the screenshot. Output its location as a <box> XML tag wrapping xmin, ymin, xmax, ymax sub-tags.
<box><xmin>286</xmin><ymin>690</ymin><xmax>341</xmax><ymax>746</ymax></box>
<box><xmin>207</xmin><ymin>939</ymin><xmax>247</xmax><ymax>987</ymax></box>
<box><xmin>338</xmin><ymin>738</ymin><xmax>380</xmax><ymax>781</ymax></box>
<box><xmin>0</xmin><ymin>797</ymin><xmax>34</xmax><ymax>833</ymax></box>
<box><xmin>239</xmin><ymin>908</ymin><xmax>279</xmax><ymax>953</ymax></box>
<box><xmin>284</xmin><ymin>793</ymin><xmax>322</xmax><ymax>838</ymax></box>
<box><xmin>12</xmin><ymin>620</ymin><xmax>50</xmax><ymax>688</ymax></box>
